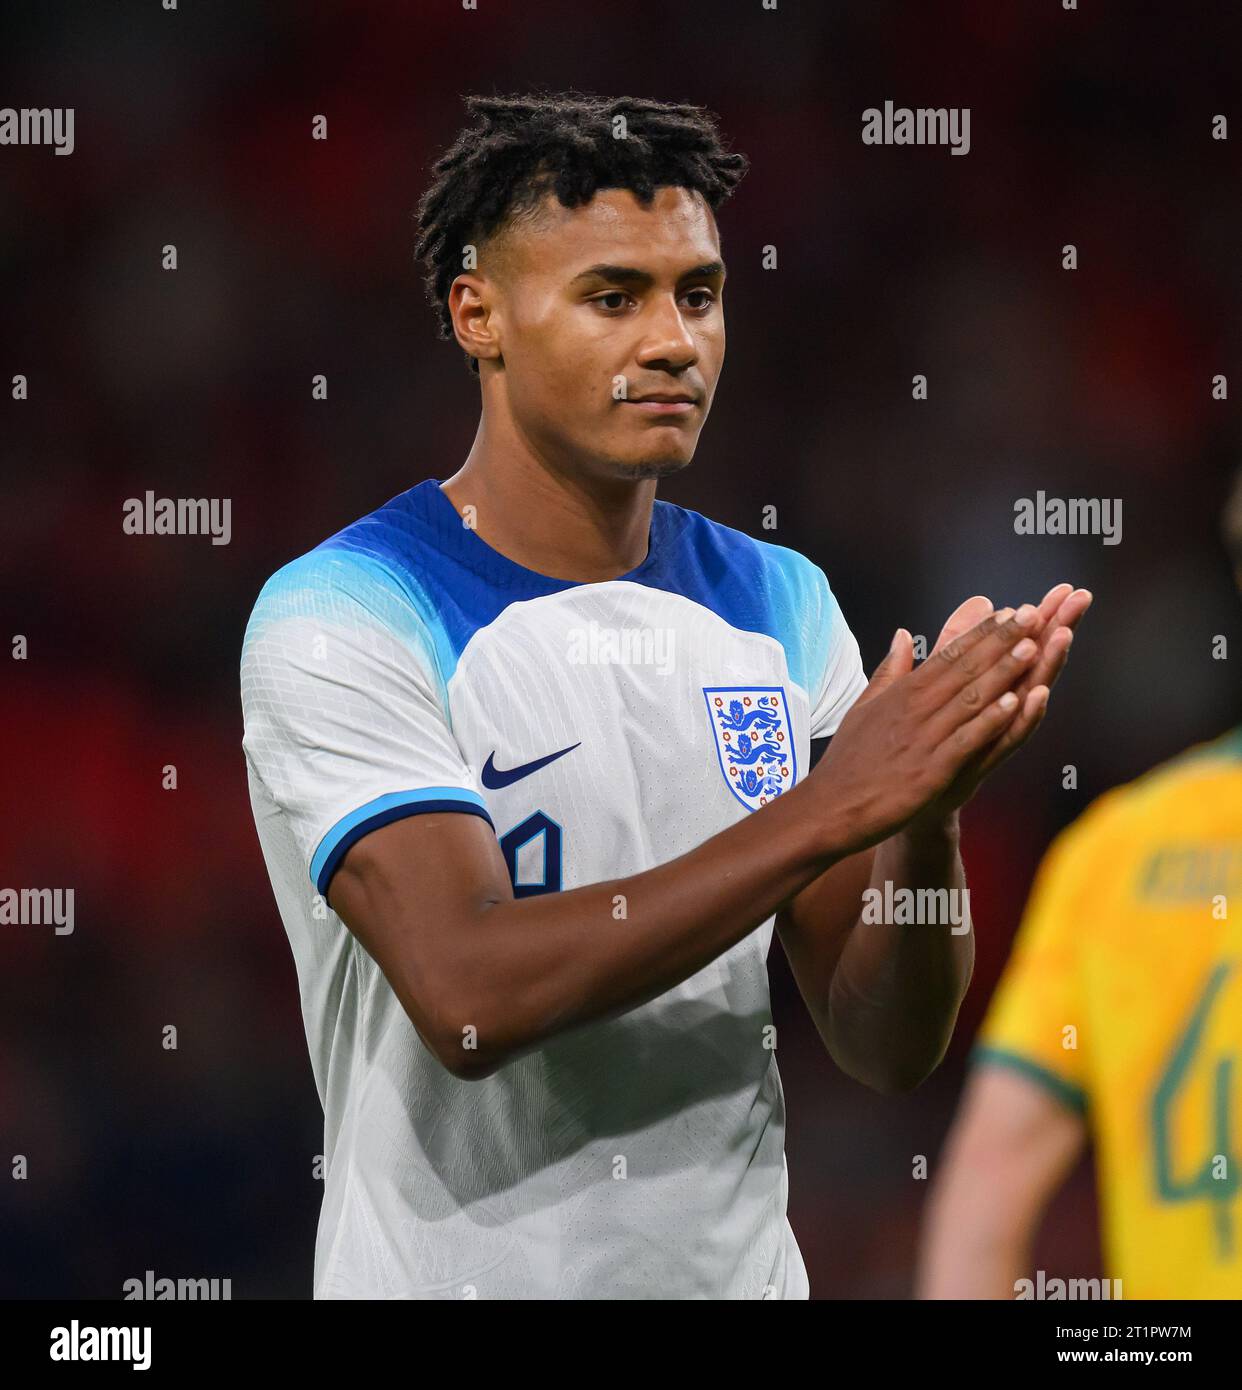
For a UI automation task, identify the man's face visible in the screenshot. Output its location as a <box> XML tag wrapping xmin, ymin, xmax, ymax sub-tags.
<box><xmin>471</xmin><ymin>185</ymin><xmax>726</xmax><ymax>481</ymax></box>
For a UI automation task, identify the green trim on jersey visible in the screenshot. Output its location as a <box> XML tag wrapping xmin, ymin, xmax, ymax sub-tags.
<box><xmin>971</xmin><ymin>1044</ymin><xmax>1089</xmax><ymax>1115</ymax></box>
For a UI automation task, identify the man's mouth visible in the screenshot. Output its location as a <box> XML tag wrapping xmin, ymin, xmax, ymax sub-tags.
<box><xmin>623</xmin><ymin>393</ymin><xmax>699</xmax><ymax>415</ymax></box>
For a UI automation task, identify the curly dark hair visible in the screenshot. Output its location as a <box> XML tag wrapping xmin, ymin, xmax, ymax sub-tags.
<box><xmin>414</xmin><ymin>90</ymin><xmax>750</xmax><ymax>374</ymax></box>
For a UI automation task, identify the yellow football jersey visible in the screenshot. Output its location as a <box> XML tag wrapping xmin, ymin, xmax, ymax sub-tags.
<box><xmin>973</xmin><ymin>725</ymin><xmax>1242</xmax><ymax>1298</ymax></box>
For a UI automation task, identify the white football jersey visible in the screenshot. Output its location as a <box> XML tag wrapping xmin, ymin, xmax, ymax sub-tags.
<box><xmin>240</xmin><ymin>477</ymin><xmax>866</xmax><ymax>1299</ymax></box>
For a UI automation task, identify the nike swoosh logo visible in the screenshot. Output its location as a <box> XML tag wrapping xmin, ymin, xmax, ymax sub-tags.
<box><xmin>481</xmin><ymin>743</ymin><xmax>581</xmax><ymax>790</ymax></box>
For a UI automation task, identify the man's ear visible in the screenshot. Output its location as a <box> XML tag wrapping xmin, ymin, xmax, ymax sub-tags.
<box><xmin>448</xmin><ymin>274</ymin><xmax>503</xmax><ymax>368</ymax></box>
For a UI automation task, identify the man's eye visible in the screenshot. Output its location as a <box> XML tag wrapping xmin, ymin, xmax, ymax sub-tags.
<box><xmin>593</xmin><ymin>292</ymin><xmax>630</xmax><ymax>311</ymax></box>
<box><xmin>683</xmin><ymin>289</ymin><xmax>716</xmax><ymax>311</ymax></box>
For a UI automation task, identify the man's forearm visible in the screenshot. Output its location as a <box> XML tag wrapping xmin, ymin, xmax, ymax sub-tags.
<box><xmin>918</xmin><ymin>1164</ymin><xmax>1032</xmax><ymax>1298</ymax></box>
<box><xmin>443</xmin><ymin>778</ymin><xmax>848</xmax><ymax>1075</ymax></box>
<box><xmin>826</xmin><ymin>812</ymin><xmax>974</xmax><ymax>1092</ymax></box>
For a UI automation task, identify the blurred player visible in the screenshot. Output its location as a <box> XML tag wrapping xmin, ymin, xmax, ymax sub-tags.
<box><xmin>917</xmin><ymin>472</ymin><xmax>1242</xmax><ymax>1300</ymax></box>
<box><xmin>241</xmin><ymin>91</ymin><xmax>1086</xmax><ymax>1299</ymax></box>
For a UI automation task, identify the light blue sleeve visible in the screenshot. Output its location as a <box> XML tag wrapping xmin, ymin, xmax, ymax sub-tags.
<box><xmin>762</xmin><ymin>544</ymin><xmax>867</xmax><ymax>737</ymax></box>
<box><xmin>804</xmin><ymin>562</ymin><xmax>867</xmax><ymax>739</ymax></box>
<box><xmin>241</xmin><ymin>548</ymin><xmax>492</xmax><ymax>898</ymax></box>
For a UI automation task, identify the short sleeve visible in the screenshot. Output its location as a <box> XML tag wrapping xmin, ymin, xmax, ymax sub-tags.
<box><xmin>807</xmin><ymin>567</ymin><xmax>868</xmax><ymax>739</ymax></box>
<box><xmin>971</xmin><ymin>817</ymin><xmax>1099</xmax><ymax>1113</ymax></box>
<box><xmin>241</xmin><ymin>549</ymin><xmax>492</xmax><ymax>898</ymax></box>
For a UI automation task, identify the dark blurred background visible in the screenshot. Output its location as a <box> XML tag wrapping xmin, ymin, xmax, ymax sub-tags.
<box><xmin>2</xmin><ymin>0</ymin><xmax>1240</xmax><ymax>1298</ymax></box>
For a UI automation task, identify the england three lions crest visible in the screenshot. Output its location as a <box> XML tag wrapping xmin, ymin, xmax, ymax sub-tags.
<box><xmin>703</xmin><ymin>686</ymin><xmax>798</xmax><ymax>812</ymax></box>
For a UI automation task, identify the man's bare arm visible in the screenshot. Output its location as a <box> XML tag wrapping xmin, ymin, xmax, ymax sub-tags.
<box><xmin>779</xmin><ymin>817</ymin><xmax>970</xmax><ymax>1094</ymax></box>
<box><xmin>332</xmin><ymin>784</ymin><xmax>836</xmax><ymax>1080</ymax></box>
<box><xmin>328</xmin><ymin>607</ymin><xmax>1038</xmax><ymax>1079</ymax></box>
<box><xmin>916</xmin><ymin>1064</ymin><xmax>1088</xmax><ymax>1298</ymax></box>
<box><xmin>777</xmin><ymin>584</ymin><xmax>1091</xmax><ymax>1093</ymax></box>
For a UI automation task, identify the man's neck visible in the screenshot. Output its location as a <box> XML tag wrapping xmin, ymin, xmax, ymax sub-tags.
<box><xmin>441</xmin><ymin>421</ymin><xmax>656</xmax><ymax>584</ymax></box>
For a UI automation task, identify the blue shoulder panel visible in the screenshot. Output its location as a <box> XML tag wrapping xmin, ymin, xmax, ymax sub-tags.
<box><xmin>629</xmin><ymin>500</ymin><xmax>838</xmax><ymax>695</ymax></box>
